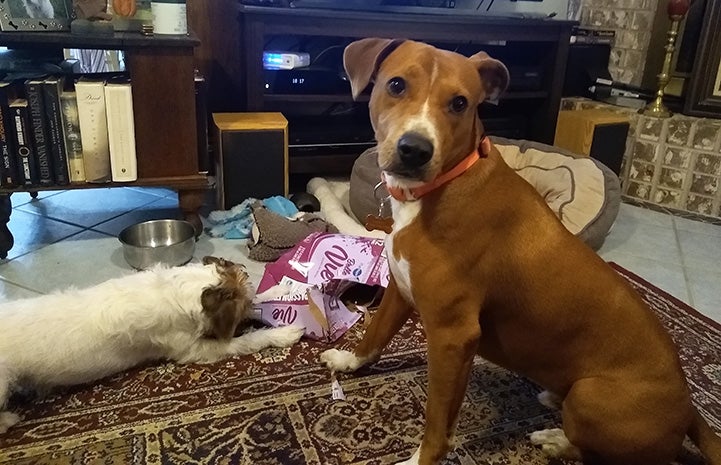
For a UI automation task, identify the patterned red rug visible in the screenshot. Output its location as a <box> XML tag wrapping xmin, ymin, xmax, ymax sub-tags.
<box><xmin>1</xmin><ymin>263</ymin><xmax>719</xmax><ymax>464</ymax></box>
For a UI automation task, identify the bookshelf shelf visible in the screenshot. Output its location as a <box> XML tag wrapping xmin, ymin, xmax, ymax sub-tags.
<box><xmin>0</xmin><ymin>175</ymin><xmax>210</xmax><ymax>194</ymax></box>
<box><xmin>0</xmin><ymin>31</ymin><xmax>199</xmax><ymax>50</ymax></box>
<box><xmin>0</xmin><ymin>30</ymin><xmax>207</xmax><ymax>259</ymax></box>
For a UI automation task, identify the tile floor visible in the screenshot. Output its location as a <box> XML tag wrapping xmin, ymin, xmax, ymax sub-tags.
<box><xmin>0</xmin><ymin>187</ymin><xmax>719</xmax><ymax>324</ymax></box>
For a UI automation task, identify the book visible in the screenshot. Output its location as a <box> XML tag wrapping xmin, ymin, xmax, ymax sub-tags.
<box><xmin>25</xmin><ymin>79</ymin><xmax>54</xmax><ymax>186</ymax></box>
<box><xmin>75</xmin><ymin>78</ymin><xmax>111</xmax><ymax>183</ymax></box>
<box><xmin>9</xmin><ymin>99</ymin><xmax>39</xmax><ymax>186</ymax></box>
<box><xmin>42</xmin><ymin>77</ymin><xmax>70</xmax><ymax>186</ymax></box>
<box><xmin>104</xmin><ymin>79</ymin><xmax>137</xmax><ymax>182</ymax></box>
<box><xmin>0</xmin><ymin>82</ymin><xmax>20</xmax><ymax>187</ymax></box>
<box><xmin>59</xmin><ymin>90</ymin><xmax>85</xmax><ymax>183</ymax></box>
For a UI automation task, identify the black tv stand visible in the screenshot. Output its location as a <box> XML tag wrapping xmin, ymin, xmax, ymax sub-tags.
<box><xmin>238</xmin><ymin>5</ymin><xmax>576</xmax><ymax>181</ymax></box>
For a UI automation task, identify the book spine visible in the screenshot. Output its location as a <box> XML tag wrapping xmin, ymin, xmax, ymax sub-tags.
<box><xmin>59</xmin><ymin>91</ymin><xmax>86</xmax><ymax>183</ymax></box>
<box><xmin>0</xmin><ymin>88</ymin><xmax>19</xmax><ymax>187</ymax></box>
<box><xmin>25</xmin><ymin>81</ymin><xmax>54</xmax><ymax>185</ymax></box>
<box><xmin>10</xmin><ymin>102</ymin><xmax>38</xmax><ymax>186</ymax></box>
<box><xmin>105</xmin><ymin>83</ymin><xmax>137</xmax><ymax>182</ymax></box>
<box><xmin>42</xmin><ymin>80</ymin><xmax>70</xmax><ymax>186</ymax></box>
<box><xmin>75</xmin><ymin>81</ymin><xmax>111</xmax><ymax>183</ymax></box>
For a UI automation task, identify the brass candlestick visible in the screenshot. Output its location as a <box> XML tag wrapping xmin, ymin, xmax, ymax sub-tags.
<box><xmin>641</xmin><ymin>0</ymin><xmax>690</xmax><ymax>118</ymax></box>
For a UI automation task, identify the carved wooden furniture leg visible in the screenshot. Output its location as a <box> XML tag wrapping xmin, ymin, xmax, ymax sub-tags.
<box><xmin>179</xmin><ymin>188</ymin><xmax>206</xmax><ymax>237</ymax></box>
<box><xmin>0</xmin><ymin>194</ymin><xmax>13</xmax><ymax>260</ymax></box>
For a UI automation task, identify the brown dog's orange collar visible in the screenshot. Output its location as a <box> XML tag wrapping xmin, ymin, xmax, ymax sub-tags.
<box><xmin>384</xmin><ymin>137</ymin><xmax>489</xmax><ymax>202</ymax></box>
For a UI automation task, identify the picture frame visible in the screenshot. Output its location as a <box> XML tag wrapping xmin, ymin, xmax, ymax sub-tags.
<box><xmin>683</xmin><ymin>0</ymin><xmax>721</xmax><ymax>117</ymax></box>
<box><xmin>0</xmin><ymin>0</ymin><xmax>74</xmax><ymax>31</ymax></box>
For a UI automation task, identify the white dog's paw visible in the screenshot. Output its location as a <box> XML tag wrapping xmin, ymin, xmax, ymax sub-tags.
<box><xmin>537</xmin><ymin>390</ymin><xmax>563</xmax><ymax>410</ymax></box>
<box><xmin>319</xmin><ymin>349</ymin><xmax>365</xmax><ymax>373</ymax></box>
<box><xmin>0</xmin><ymin>411</ymin><xmax>20</xmax><ymax>433</ymax></box>
<box><xmin>253</xmin><ymin>283</ymin><xmax>294</xmax><ymax>303</ymax></box>
<box><xmin>269</xmin><ymin>325</ymin><xmax>304</xmax><ymax>347</ymax></box>
<box><xmin>529</xmin><ymin>428</ymin><xmax>581</xmax><ymax>460</ymax></box>
<box><xmin>395</xmin><ymin>446</ymin><xmax>420</xmax><ymax>464</ymax></box>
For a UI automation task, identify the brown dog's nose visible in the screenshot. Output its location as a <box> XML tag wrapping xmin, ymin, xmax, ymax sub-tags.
<box><xmin>397</xmin><ymin>132</ymin><xmax>434</xmax><ymax>168</ymax></box>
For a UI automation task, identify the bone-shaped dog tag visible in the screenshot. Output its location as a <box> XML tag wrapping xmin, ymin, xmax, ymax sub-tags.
<box><xmin>365</xmin><ymin>214</ymin><xmax>394</xmax><ymax>233</ymax></box>
<box><xmin>365</xmin><ymin>193</ymin><xmax>394</xmax><ymax>233</ymax></box>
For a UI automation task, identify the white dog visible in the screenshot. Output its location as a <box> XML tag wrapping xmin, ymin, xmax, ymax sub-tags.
<box><xmin>0</xmin><ymin>256</ymin><xmax>302</xmax><ymax>433</ymax></box>
<box><xmin>22</xmin><ymin>0</ymin><xmax>55</xmax><ymax>18</ymax></box>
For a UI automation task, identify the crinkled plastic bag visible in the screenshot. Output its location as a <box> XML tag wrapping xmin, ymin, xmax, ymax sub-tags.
<box><xmin>253</xmin><ymin>232</ymin><xmax>390</xmax><ymax>342</ymax></box>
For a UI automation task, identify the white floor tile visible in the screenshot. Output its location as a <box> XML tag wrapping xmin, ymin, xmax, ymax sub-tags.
<box><xmin>0</xmin><ymin>279</ymin><xmax>42</xmax><ymax>303</ymax></box>
<box><xmin>125</xmin><ymin>187</ymin><xmax>176</xmax><ymax>198</ymax></box>
<box><xmin>91</xmin><ymin>196</ymin><xmax>182</xmax><ymax>236</ymax></box>
<box><xmin>677</xmin><ymin>229</ymin><xmax>721</xmax><ymax>273</ymax></box>
<box><xmin>4</xmin><ymin>209</ymin><xmax>85</xmax><ymax>260</ymax></box>
<box><xmin>9</xmin><ymin>190</ymin><xmax>64</xmax><ymax>208</ymax></box>
<box><xmin>617</xmin><ymin>203</ymin><xmax>675</xmax><ymax>227</ymax></box>
<box><xmin>16</xmin><ymin>188</ymin><xmax>160</xmax><ymax>228</ymax></box>
<box><xmin>674</xmin><ymin>216</ymin><xmax>721</xmax><ymax>238</ymax></box>
<box><xmin>599</xmin><ymin>251</ymin><xmax>692</xmax><ymax>304</ymax></box>
<box><xmin>598</xmin><ymin>216</ymin><xmax>682</xmax><ymax>265</ymax></box>
<box><xmin>0</xmin><ymin>230</ymin><xmax>136</xmax><ymax>293</ymax></box>
<box><xmin>685</xmin><ymin>267</ymin><xmax>721</xmax><ymax>323</ymax></box>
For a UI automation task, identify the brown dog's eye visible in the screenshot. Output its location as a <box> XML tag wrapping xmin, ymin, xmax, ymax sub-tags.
<box><xmin>450</xmin><ymin>96</ymin><xmax>468</xmax><ymax>113</ymax></box>
<box><xmin>387</xmin><ymin>77</ymin><xmax>406</xmax><ymax>97</ymax></box>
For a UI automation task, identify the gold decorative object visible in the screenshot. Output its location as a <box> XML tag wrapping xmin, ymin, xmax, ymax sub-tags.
<box><xmin>641</xmin><ymin>0</ymin><xmax>691</xmax><ymax>118</ymax></box>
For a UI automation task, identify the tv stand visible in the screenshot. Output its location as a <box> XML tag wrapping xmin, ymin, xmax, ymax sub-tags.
<box><xmin>238</xmin><ymin>5</ymin><xmax>576</xmax><ymax>182</ymax></box>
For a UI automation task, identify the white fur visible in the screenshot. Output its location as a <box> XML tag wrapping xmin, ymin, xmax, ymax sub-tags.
<box><xmin>0</xmin><ymin>262</ymin><xmax>303</xmax><ymax>433</ymax></box>
<box><xmin>22</xmin><ymin>0</ymin><xmax>54</xmax><ymax>18</ymax></box>
<box><xmin>529</xmin><ymin>428</ymin><xmax>582</xmax><ymax>460</ymax></box>
<box><xmin>306</xmin><ymin>177</ymin><xmax>386</xmax><ymax>239</ymax></box>
<box><xmin>396</xmin><ymin>446</ymin><xmax>421</xmax><ymax>465</ymax></box>
<box><xmin>537</xmin><ymin>390</ymin><xmax>563</xmax><ymax>410</ymax></box>
<box><xmin>382</xmin><ymin>184</ymin><xmax>422</xmax><ymax>306</ymax></box>
<box><xmin>319</xmin><ymin>348</ymin><xmax>368</xmax><ymax>373</ymax></box>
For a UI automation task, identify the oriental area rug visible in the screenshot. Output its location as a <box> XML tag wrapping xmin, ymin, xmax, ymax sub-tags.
<box><xmin>1</xmin><ymin>263</ymin><xmax>719</xmax><ymax>465</ymax></box>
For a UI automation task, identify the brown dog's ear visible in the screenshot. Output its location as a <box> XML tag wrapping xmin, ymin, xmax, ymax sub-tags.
<box><xmin>469</xmin><ymin>51</ymin><xmax>510</xmax><ymax>102</ymax></box>
<box><xmin>201</xmin><ymin>287</ymin><xmax>244</xmax><ymax>340</ymax></box>
<box><xmin>344</xmin><ymin>38</ymin><xmax>405</xmax><ymax>100</ymax></box>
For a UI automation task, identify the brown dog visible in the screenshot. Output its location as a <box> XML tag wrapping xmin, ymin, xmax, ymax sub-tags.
<box><xmin>320</xmin><ymin>38</ymin><xmax>721</xmax><ymax>465</ymax></box>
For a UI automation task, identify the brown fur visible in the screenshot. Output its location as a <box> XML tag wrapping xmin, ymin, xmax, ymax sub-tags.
<box><xmin>341</xmin><ymin>38</ymin><xmax>721</xmax><ymax>465</ymax></box>
<box><xmin>200</xmin><ymin>256</ymin><xmax>253</xmax><ymax>340</ymax></box>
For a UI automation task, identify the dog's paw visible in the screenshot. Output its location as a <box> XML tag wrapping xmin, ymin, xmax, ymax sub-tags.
<box><xmin>529</xmin><ymin>428</ymin><xmax>581</xmax><ymax>460</ymax></box>
<box><xmin>0</xmin><ymin>411</ymin><xmax>20</xmax><ymax>433</ymax></box>
<box><xmin>537</xmin><ymin>390</ymin><xmax>563</xmax><ymax>410</ymax></box>
<box><xmin>395</xmin><ymin>446</ymin><xmax>420</xmax><ymax>464</ymax></box>
<box><xmin>269</xmin><ymin>325</ymin><xmax>304</xmax><ymax>347</ymax></box>
<box><xmin>253</xmin><ymin>282</ymin><xmax>294</xmax><ymax>303</ymax></box>
<box><xmin>320</xmin><ymin>349</ymin><xmax>365</xmax><ymax>373</ymax></box>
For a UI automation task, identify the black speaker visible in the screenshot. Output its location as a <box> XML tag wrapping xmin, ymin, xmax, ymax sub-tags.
<box><xmin>212</xmin><ymin>113</ymin><xmax>288</xmax><ymax>210</ymax></box>
<box><xmin>555</xmin><ymin>109</ymin><xmax>629</xmax><ymax>175</ymax></box>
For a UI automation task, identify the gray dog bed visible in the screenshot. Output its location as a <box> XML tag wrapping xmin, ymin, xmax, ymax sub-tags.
<box><xmin>349</xmin><ymin>136</ymin><xmax>621</xmax><ymax>250</ymax></box>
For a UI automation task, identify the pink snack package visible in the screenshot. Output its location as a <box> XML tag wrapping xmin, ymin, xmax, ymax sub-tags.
<box><xmin>253</xmin><ymin>232</ymin><xmax>390</xmax><ymax>342</ymax></box>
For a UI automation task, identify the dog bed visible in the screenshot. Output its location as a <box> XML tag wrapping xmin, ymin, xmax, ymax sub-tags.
<box><xmin>310</xmin><ymin>137</ymin><xmax>621</xmax><ymax>250</ymax></box>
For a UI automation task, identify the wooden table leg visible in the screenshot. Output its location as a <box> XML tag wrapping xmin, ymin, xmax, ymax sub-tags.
<box><xmin>0</xmin><ymin>194</ymin><xmax>14</xmax><ymax>260</ymax></box>
<box><xmin>178</xmin><ymin>188</ymin><xmax>206</xmax><ymax>238</ymax></box>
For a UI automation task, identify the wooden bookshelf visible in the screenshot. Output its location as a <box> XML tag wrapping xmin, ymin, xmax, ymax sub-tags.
<box><xmin>0</xmin><ymin>30</ymin><xmax>208</xmax><ymax>259</ymax></box>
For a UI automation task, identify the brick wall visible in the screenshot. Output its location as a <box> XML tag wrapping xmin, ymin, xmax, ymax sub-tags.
<box><xmin>563</xmin><ymin>97</ymin><xmax>721</xmax><ymax>220</ymax></box>
<box><xmin>580</xmin><ymin>0</ymin><xmax>658</xmax><ymax>85</ymax></box>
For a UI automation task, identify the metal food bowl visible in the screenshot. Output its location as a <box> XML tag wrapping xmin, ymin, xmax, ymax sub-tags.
<box><xmin>118</xmin><ymin>219</ymin><xmax>196</xmax><ymax>270</ymax></box>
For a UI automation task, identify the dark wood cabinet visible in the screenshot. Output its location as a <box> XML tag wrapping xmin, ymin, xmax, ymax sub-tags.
<box><xmin>0</xmin><ymin>31</ymin><xmax>209</xmax><ymax>258</ymax></box>
<box><xmin>237</xmin><ymin>5</ymin><xmax>576</xmax><ymax>182</ymax></box>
